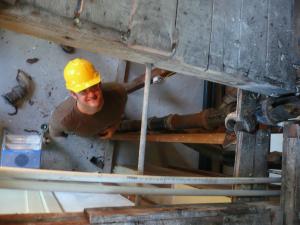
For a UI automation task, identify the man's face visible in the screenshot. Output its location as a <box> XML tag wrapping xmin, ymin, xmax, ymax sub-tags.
<box><xmin>72</xmin><ymin>83</ymin><xmax>104</xmax><ymax>111</ymax></box>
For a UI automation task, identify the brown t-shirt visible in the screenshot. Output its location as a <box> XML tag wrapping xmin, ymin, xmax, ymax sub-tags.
<box><xmin>49</xmin><ymin>82</ymin><xmax>127</xmax><ymax>137</ymax></box>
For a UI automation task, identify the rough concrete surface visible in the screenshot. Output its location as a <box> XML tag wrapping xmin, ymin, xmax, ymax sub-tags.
<box><xmin>0</xmin><ymin>29</ymin><xmax>204</xmax><ymax>172</ymax></box>
<box><xmin>116</xmin><ymin>63</ymin><xmax>204</xmax><ymax>168</ymax></box>
<box><xmin>0</xmin><ymin>29</ymin><xmax>120</xmax><ymax>172</ymax></box>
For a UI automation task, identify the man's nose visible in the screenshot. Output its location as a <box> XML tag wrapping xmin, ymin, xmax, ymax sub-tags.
<box><xmin>86</xmin><ymin>89</ymin><xmax>96</xmax><ymax>97</ymax></box>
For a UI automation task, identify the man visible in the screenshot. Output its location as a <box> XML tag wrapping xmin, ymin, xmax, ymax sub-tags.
<box><xmin>49</xmin><ymin>58</ymin><xmax>127</xmax><ymax>139</ymax></box>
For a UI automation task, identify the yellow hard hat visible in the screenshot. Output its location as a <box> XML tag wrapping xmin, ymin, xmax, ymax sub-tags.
<box><xmin>64</xmin><ymin>58</ymin><xmax>101</xmax><ymax>93</ymax></box>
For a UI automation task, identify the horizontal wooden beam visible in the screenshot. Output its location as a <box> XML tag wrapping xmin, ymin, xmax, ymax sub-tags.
<box><xmin>0</xmin><ymin>212</ymin><xmax>88</xmax><ymax>225</ymax></box>
<box><xmin>0</xmin><ymin>178</ymin><xmax>281</xmax><ymax>196</ymax></box>
<box><xmin>111</xmin><ymin>132</ymin><xmax>226</xmax><ymax>144</ymax></box>
<box><xmin>86</xmin><ymin>203</ymin><xmax>277</xmax><ymax>225</ymax></box>
<box><xmin>0</xmin><ymin>203</ymin><xmax>280</xmax><ymax>225</ymax></box>
<box><xmin>0</xmin><ymin>2</ymin><xmax>293</xmax><ymax>95</ymax></box>
<box><xmin>0</xmin><ymin>167</ymin><xmax>280</xmax><ymax>185</ymax></box>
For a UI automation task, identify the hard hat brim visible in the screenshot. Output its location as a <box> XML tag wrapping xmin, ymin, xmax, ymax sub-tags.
<box><xmin>66</xmin><ymin>73</ymin><xmax>101</xmax><ymax>93</ymax></box>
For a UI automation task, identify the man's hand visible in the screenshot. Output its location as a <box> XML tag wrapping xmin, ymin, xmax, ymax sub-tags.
<box><xmin>99</xmin><ymin>126</ymin><xmax>117</xmax><ymax>140</ymax></box>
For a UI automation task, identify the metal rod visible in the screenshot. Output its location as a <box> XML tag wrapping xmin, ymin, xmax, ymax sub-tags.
<box><xmin>0</xmin><ymin>179</ymin><xmax>281</xmax><ymax>196</ymax></box>
<box><xmin>137</xmin><ymin>63</ymin><xmax>152</xmax><ymax>175</ymax></box>
<box><xmin>0</xmin><ymin>167</ymin><xmax>281</xmax><ymax>185</ymax></box>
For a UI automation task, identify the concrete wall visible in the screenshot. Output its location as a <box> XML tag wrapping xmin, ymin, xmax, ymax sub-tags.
<box><xmin>116</xmin><ymin>63</ymin><xmax>204</xmax><ymax>169</ymax></box>
<box><xmin>0</xmin><ymin>29</ymin><xmax>204</xmax><ymax>172</ymax></box>
<box><xmin>0</xmin><ymin>29</ymin><xmax>121</xmax><ymax>172</ymax></box>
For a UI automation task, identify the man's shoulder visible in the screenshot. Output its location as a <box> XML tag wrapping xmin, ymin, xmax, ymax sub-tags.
<box><xmin>102</xmin><ymin>82</ymin><xmax>127</xmax><ymax>100</ymax></box>
<box><xmin>102</xmin><ymin>82</ymin><xmax>126</xmax><ymax>93</ymax></box>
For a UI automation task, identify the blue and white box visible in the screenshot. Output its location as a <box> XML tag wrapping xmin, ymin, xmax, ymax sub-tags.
<box><xmin>1</xmin><ymin>134</ymin><xmax>42</xmax><ymax>168</ymax></box>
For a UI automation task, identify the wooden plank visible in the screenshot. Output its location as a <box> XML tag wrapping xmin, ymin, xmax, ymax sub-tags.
<box><xmin>252</xmin><ymin>129</ymin><xmax>270</xmax><ymax>193</ymax></box>
<box><xmin>102</xmin><ymin>141</ymin><xmax>114</xmax><ymax>173</ymax></box>
<box><xmin>86</xmin><ymin>203</ymin><xmax>273</xmax><ymax>225</ymax></box>
<box><xmin>0</xmin><ymin>2</ymin><xmax>295</xmax><ymax>95</ymax></box>
<box><xmin>115</xmin><ymin>165</ymin><xmax>230</xmax><ymax>190</ymax></box>
<box><xmin>266</xmin><ymin>0</ymin><xmax>295</xmax><ymax>90</ymax></box>
<box><xmin>0</xmin><ymin>202</ymin><xmax>279</xmax><ymax>225</ymax></box>
<box><xmin>239</xmin><ymin>0</ymin><xmax>268</xmax><ymax>80</ymax></box>
<box><xmin>209</xmin><ymin>0</ymin><xmax>242</xmax><ymax>72</ymax></box>
<box><xmin>281</xmin><ymin>123</ymin><xmax>300</xmax><ymax>225</ymax></box>
<box><xmin>233</xmin><ymin>90</ymin><xmax>270</xmax><ymax>202</ymax></box>
<box><xmin>0</xmin><ymin>212</ymin><xmax>88</xmax><ymax>225</ymax></box>
<box><xmin>253</xmin><ymin>130</ymin><xmax>270</xmax><ymax>178</ymax></box>
<box><xmin>234</xmin><ymin>132</ymin><xmax>256</xmax><ymax>179</ymax></box>
<box><xmin>124</xmin><ymin>61</ymin><xmax>131</xmax><ymax>83</ymax></box>
<box><xmin>0</xmin><ymin>2</ymin><xmax>241</xmax><ymax>88</ymax></box>
<box><xmin>176</xmin><ymin>0</ymin><xmax>213</xmax><ymax>68</ymax></box>
<box><xmin>0</xmin><ymin>166</ymin><xmax>278</xmax><ymax>186</ymax></box>
<box><xmin>1</xmin><ymin>0</ymin><xmax>16</xmax><ymax>5</ymax></box>
<box><xmin>295</xmin><ymin>0</ymin><xmax>300</xmax><ymax>57</ymax></box>
<box><xmin>127</xmin><ymin>0</ymin><xmax>177</xmax><ymax>54</ymax></box>
<box><xmin>20</xmin><ymin>0</ymin><xmax>132</xmax><ymax>32</ymax></box>
<box><xmin>111</xmin><ymin>133</ymin><xmax>226</xmax><ymax>144</ymax></box>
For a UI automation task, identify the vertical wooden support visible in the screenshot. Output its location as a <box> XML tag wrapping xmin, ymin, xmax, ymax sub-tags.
<box><xmin>252</xmin><ymin>129</ymin><xmax>270</xmax><ymax>191</ymax></box>
<box><xmin>102</xmin><ymin>60</ymin><xmax>128</xmax><ymax>173</ymax></box>
<box><xmin>281</xmin><ymin>123</ymin><xmax>300</xmax><ymax>225</ymax></box>
<box><xmin>102</xmin><ymin>141</ymin><xmax>115</xmax><ymax>173</ymax></box>
<box><xmin>233</xmin><ymin>89</ymin><xmax>270</xmax><ymax>202</ymax></box>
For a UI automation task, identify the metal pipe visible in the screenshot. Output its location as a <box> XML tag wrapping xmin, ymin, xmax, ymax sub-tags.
<box><xmin>119</xmin><ymin>103</ymin><xmax>235</xmax><ymax>133</ymax></box>
<box><xmin>0</xmin><ymin>179</ymin><xmax>281</xmax><ymax>196</ymax></box>
<box><xmin>119</xmin><ymin>110</ymin><xmax>227</xmax><ymax>132</ymax></box>
<box><xmin>137</xmin><ymin>64</ymin><xmax>152</xmax><ymax>175</ymax></box>
<box><xmin>0</xmin><ymin>167</ymin><xmax>281</xmax><ymax>185</ymax></box>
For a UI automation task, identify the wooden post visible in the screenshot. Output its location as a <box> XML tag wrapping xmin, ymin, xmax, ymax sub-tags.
<box><xmin>252</xmin><ymin>129</ymin><xmax>270</xmax><ymax>192</ymax></box>
<box><xmin>281</xmin><ymin>123</ymin><xmax>300</xmax><ymax>225</ymax></box>
<box><xmin>102</xmin><ymin>141</ymin><xmax>114</xmax><ymax>173</ymax></box>
<box><xmin>233</xmin><ymin>89</ymin><xmax>270</xmax><ymax>202</ymax></box>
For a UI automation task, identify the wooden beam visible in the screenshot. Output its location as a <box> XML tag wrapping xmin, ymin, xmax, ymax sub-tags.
<box><xmin>0</xmin><ymin>178</ymin><xmax>280</xmax><ymax>197</ymax></box>
<box><xmin>0</xmin><ymin>166</ymin><xmax>280</xmax><ymax>186</ymax></box>
<box><xmin>1</xmin><ymin>0</ymin><xmax>16</xmax><ymax>5</ymax></box>
<box><xmin>0</xmin><ymin>212</ymin><xmax>88</xmax><ymax>225</ymax></box>
<box><xmin>0</xmin><ymin>203</ymin><xmax>280</xmax><ymax>225</ymax></box>
<box><xmin>233</xmin><ymin>89</ymin><xmax>270</xmax><ymax>202</ymax></box>
<box><xmin>86</xmin><ymin>203</ymin><xmax>276</xmax><ymax>225</ymax></box>
<box><xmin>0</xmin><ymin>2</ymin><xmax>294</xmax><ymax>95</ymax></box>
<box><xmin>295</xmin><ymin>0</ymin><xmax>300</xmax><ymax>56</ymax></box>
<box><xmin>111</xmin><ymin>133</ymin><xmax>226</xmax><ymax>144</ymax></box>
<box><xmin>252</xmin><ymin>129</ymin><xmax>270</xmax><ymax>193</ymax></box>
<box><xmin>123</xmin><ymin>61</ymin><xmax>130</xmax><ymax>83</ymax></box>
<box><xmin>102</xmin><ymin>141</ymin><xmax>114</xmax><ymax>173</ymax></box>
<box><xmin>281</xmin><ymin>123</ymin><xmax>300</xmax><ymax>225</ymax></box>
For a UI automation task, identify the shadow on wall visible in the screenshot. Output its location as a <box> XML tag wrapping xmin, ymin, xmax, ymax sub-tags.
<box><xmin>114</xmin><ymin>141</ymin><xmax>199</xmax><ymax>170</ymax></box>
